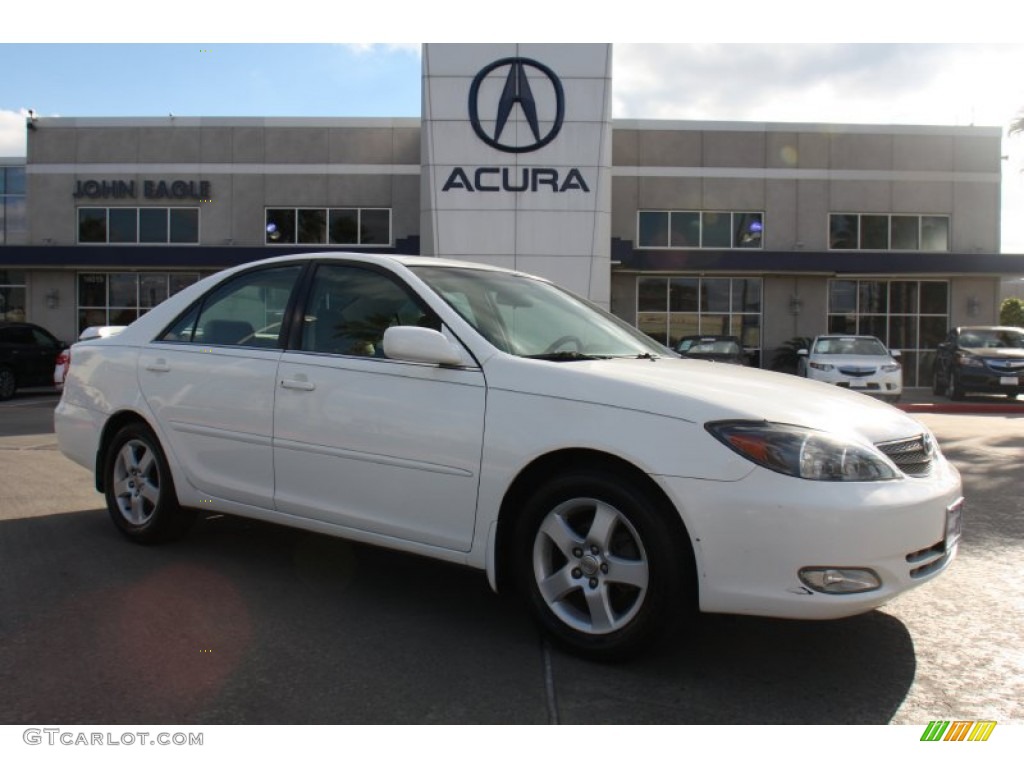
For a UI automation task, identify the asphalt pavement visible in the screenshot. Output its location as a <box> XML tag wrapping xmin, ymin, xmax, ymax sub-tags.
<box><xmin>1</xmin><ymin>388</ymin><xmax>1021</xmax><ymax>725</ymax></box>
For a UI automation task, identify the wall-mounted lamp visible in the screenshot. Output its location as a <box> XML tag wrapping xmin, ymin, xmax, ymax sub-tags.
<box><xmin>45</xmin><ymin>289</ymin><xmax>59</xmax><ymax>310</ymax></box>
<box><xmin>27</xmin><ymin>109</ymin><xmax>37</xmax><ymax>131</ymax></box>
<box><xmin>789</xmin><ymin>296</ymin><xmax>803</xmax><ymax>316</ymax></box>
<box><xmin>967</xmin><ymin>296</ymin><xmax>981</xmax><ymax>317</ymax></box>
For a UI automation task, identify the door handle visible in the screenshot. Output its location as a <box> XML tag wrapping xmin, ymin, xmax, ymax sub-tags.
<box><xmin>145</xmin><ymin>358</ymin><xmax>170</xmax><ymax>373</ymax></box>
<box><xmin>280</xmin><ymin>377</ymin><xmax>316</xmax><ymax>391</ymax></box>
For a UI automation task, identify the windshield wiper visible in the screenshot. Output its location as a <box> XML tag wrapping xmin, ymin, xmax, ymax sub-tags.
<box><xmin>524</xmin><ymin>351</ymin><xmax>609</xmax><ymax>361</ymax></box>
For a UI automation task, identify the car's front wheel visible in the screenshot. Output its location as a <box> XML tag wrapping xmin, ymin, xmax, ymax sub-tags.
<box><xmin>514</xmin><ymin>469</ymin><xmax>692</xmax><ymax>660</ymax></box>
<box><xmin>104</xmin><ymin>422</ymin><xmax>195</xmax><ymax>543</ymax></box>
<box><xmin>945</xmin><ymin>369</ymin><xmax>965</xmax><ymax>401</ymax></box>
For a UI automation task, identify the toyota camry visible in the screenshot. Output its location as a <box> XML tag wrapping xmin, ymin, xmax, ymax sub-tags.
<box><xmin>55</xmin><ymin>253</ymin><xmax>963</xmax><ymax>658</ymax></box>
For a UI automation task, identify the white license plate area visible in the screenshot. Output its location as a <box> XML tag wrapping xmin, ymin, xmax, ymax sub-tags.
<box><xmin>945</xmin><ymin>499</ymin><xmax>963</xmax><ymax>551</ymax></box>
<box><xmin>849</xmin><ymin>381</ymin><xmax>868</xmax><ymax>388</ymax></box>
<box><xmin>999</xmin><ymin>376</ymin><xmax>1020</xmax><ymax>385</ymax></box>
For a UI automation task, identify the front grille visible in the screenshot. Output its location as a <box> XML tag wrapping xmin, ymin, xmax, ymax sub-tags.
<box><xmin>838</xmin><ymin>366</ymin><xmax>877</xmax><ymax>377</ymax></box>
<box><xmin>985</xmin><ymin>358</ymin><xmax>1024</xmax><ymax>374</ymax></box>
<box><xmin>906</xmin><ymin>541</ymin><xmax>951</xmax><ymax>578</ymax></box>
<box><xmin>875</xmin><ymin>434</ymin><xmax>934</xmax><ymax>477</ymax></box>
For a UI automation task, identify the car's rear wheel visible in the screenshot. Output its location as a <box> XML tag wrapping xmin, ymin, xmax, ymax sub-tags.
<box><xmin>0</xmin><ymin>366</ymin><xmax>16</xmax><ymax>401</ymax></box>
<box><xmin>513</xmin><ymin>469</ymin><xmax>691</xmax><ymax>660</ymax></box>
<box><xmin>104</xmin><ymin>423</ymin><xmax>195</xmax><ymax>543</ymax></box>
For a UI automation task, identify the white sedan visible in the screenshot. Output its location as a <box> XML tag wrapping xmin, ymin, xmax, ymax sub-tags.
<box><xmin>54</xmin><ymin>326</ymin><xmax>127</xmax><ymax>391</ymax></box>
<box><xmin>55</xmin><ymin>253</ymin><xmax>962</xmax><ymax>659</ymax></box>
<box><xmin>798</xmin><ymin>335</ymin><xmax>903</xmax><ymax>403</ymax></box>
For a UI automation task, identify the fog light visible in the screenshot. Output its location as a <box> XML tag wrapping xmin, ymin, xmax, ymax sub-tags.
<box><xmin>799</xmin><ymin>567</ymin><xmax>881</xmax><ymax>594</ymax></box>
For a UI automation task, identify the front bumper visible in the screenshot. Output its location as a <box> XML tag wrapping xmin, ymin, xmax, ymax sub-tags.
<box><xmin>957</xmin><ymin>366</ymin><xmax>1022</xmax><ymax>394</ymax></box>
<box><xmin>807</xmin><ymin>369</ymin><xmax>902</xmax><ymax>396</ymax></box>
<box><xmin>654</xmin><ymin>455</ymin><xmax>962</xmax><ymax>619</ymax></box>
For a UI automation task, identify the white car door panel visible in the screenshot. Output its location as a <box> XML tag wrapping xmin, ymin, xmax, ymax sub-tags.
<box><xmin>273</xmin><ymin>353</ymin><xmax>485</xmax><ymax>551</ymax></box>
<box><xmin>139</xmin><ymin>345</ymin><xmax>282</xmax><ymax>507</ymax></box>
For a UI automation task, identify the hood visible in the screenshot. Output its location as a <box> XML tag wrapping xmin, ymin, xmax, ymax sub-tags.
<box><xmin>809</xmin><ymin>354</ymin><xmax>896</xmax><ymax>370</ymax></box>
<box><xmin>489</xmin><ymin>355</ymin><xmax>925</xmax><ymax>445</ymax></box>
<box><xmin>961</xmin><ymin>346</ymin><xmax>1024</xmax><ymax>359</ymax></box>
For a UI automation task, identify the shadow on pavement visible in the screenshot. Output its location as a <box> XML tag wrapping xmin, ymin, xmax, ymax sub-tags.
<box><xmin>0</xmin><ymin>509</ymin><xmax>916</xmax><ymax>725</ymax></box>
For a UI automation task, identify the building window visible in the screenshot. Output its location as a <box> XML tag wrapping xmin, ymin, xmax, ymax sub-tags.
<box><xmin>0</xmin><ymin>270</ymin><xmax>27</xmax><ymax>322</ymax></box>
<box><xmin>76</xmin><ymin>272</ymin><xmax>202</xmax><ymax>333</ymax></box>
<box><xmin>829</xmin><ymin>214</ymin><xmax>949</xmax><ymax>251</ymax></box>
<box><xmin>636</xmin><ymin>276</ymin><xmax>762</xmax><ymax>364</ymax></box>
<box><xmin>827</xmin><ymin>279</ymin><xmax>949</xmax><ymax>387</ymax></box>
<box><xmin>77</xmin><ymin>208</ymin><xmax>200</xmax><ymax>244</ymax></box>
<box><xmin>637</xmin><ymin>211</ymin><xmax>763</xmax><ymax>249</ymax></box>
<box><xmin>265</xmin><ymin>208</ymin><xmax>391</xmax><ymax>246</ymax></box>
<box><xmin>1</xmin><ymin>166</ymin><xmax>27</xmax><ymax>245</ymax></box>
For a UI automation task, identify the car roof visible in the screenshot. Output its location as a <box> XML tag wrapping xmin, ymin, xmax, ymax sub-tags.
<box><xmin>0</xmin><ymin>321</ymin><xmax>52</xmax><ymax>331</ymax></box>
<box><xmin>955</xmin><ymin>326</ymin><xmax>1024</xmax><ymax>332</ymax></box>
<box><xmin>813</xmin><ymin>334</ymin><xmax>882</xmax><ymax>341</ymax></box>
<box><xmin>233</xmin><ymin>251</ymin><xmax>546</xmax><ymax>280</ymax></box>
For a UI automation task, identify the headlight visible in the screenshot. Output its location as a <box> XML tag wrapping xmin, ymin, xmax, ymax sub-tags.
<box><xmin>881</xmin><ymin>362</ymin><xmax>901</xmax><ymax>372</ymax></box>
<box><xmin>808</xmin><ymin>361</ymin><xmax>834</xmax><ymax>371</ymax></box>
<box><xmin>956</xmin><ymin>353</ymin><xmax>984</xmax><ymax>368</ymax></box>
<box><xmin>705</xmin><ymin>421</ymin><xmax>900</xmax><ymax>481</ymax></box>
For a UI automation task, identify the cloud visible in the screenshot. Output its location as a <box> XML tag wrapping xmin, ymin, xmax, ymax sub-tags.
<box><xmin>612</xmin><ymin>44</ymin><xmax>1024</xmax><ymax>127</ymax></box>
<box><xmin>0</xmin><ymin>109</ymin><xmax>30</xmax><ymax>157</ymax></box>
<box><xmin>342</xmin><ymin>43</ymin><xmax>421</xmax><ymax>57</ymax></box>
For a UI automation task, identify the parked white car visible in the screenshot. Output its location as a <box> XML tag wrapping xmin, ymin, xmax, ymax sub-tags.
<box><xmin>54</xmin><ymin>326</ymin><xmax>127</xmax><ymax>391</ymax></box>
<box><xmin>55</xmin><ymin>254</ymin><xmax>962</xmax><ymax>658</ymax></box>
<box><xmin>798</xmin><ymin>335</ymin><xmax>903</xmax><ymax>403</ymax></box>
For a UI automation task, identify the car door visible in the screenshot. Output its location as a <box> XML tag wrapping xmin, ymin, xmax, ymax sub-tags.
<box><xmin>138</xmin><ymin>263</ymin><xmax>304</xmax><ymax>508</ymax></box>
<box><xmin>0</xmin><ymin>325</ymin><xmax>60</xmax><ymax>386</ymax></box>
<box><xmin>273</xmin><ymin>262</ymin><xmax>486</xmax><ymax>552</ymax></box>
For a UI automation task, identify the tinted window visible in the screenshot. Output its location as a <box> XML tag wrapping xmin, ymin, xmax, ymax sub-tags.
<box><xmin>161</xmin><ymin>265</ymin><xmax>302</xmax><ymax>347</ymax></box>
<box><xmin>300</xmin><ymin>265</ymin><xmax>437</xmax><ymax>358</ymax></box>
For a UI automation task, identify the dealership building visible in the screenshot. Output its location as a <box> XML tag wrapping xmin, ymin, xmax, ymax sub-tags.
<box><xmin>2</xmin><ymin>43</ymin><xmax>1022</xmax><ymax>386</ymax></box>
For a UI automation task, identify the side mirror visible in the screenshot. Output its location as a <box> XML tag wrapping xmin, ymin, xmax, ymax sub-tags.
<box><xmin>891</xmin><ymin>350</ymin><xmax>901</xmax><ymax>358</ymax></box>
<box><xmin>383</xmin><ymin>326</ymin><xmax>465</xmax><ymax>367</ymax></box>
<box><xmin>797</xmin><ymin>349</ymin><xmax>809</xmax><ymax>357</ymax></box>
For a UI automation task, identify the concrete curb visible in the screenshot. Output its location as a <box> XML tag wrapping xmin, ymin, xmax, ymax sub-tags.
<box><xmin>898</xmin><ymin>402</ymin><xmax>1024</xmax><ymax>414</ymax></box>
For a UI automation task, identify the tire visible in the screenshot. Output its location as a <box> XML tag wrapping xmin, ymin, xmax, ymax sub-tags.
<box><xmin>945</xmin><ymin>369</ymin><xmax>965</xmax><ymax>401</ymax></box>
<box><xmin>0</xmin><ymin>366</ymin><xmax>16</xmax><ymax>401</ymax></box>
<box><xmin>104</xmin><ymin>423</ymin><xmax>195</xmax><ymax>543</ymax></box>
<box><xmin>513</xmin><ymin>469</ymin><xmax>692</xmax><ymax>660</ymax></box>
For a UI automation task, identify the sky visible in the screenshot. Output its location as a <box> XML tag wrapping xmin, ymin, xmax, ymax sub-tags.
<box><xmin>4</xmin><ymin>4</ymin><xmax>1024</xmax><ymax>251</ymax></box>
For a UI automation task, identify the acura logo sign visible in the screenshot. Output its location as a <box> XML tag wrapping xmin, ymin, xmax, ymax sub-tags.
<box><xmin>469</xmin><ymin>57</ymin><xmax>565</xmax><ymax>153</ymax></box>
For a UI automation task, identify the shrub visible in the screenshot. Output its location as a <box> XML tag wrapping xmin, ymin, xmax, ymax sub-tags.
<box><xmin>771</xmin><ymin>336</ymin><xmax>813</xmax><ymax>374</ymax></box>
<box><xmin>1000</xmin><ymin>297</ymin><xmax>1024</xmax><ymax>328</ymax></box>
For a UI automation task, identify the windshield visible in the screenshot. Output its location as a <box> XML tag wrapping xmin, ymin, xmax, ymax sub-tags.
<box><xmin>959</xmin><ymin>329</ymin><xmax>1024</xmax><ymax>349</ymax></box>
<box><xmin>813</xmin><ymin>337</ymin><xmax>888</xmax><ymax>356</ymax></box>
<box><xmin>682</xmin><ymin>339</ymin><xmax>741</xmax><ymax>355</ymax></box>
<box><xmin>410</xmin><ymin>266</ymin><xmax>671</xmax><ymax>359</ymax></box>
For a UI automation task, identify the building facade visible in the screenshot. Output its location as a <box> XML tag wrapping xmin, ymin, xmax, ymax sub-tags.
<box><xmin>2</xmin><ymin>43</ymin><xmax>1021</xmax><ymax>388</ymax></box>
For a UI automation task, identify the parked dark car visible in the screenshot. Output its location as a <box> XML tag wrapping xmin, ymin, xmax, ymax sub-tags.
<box><xmin>0</xmin><ymin>322</ymin><xmax>66</xmax><ymax>400</ymax></box>
<box><xmin>932</xmin><ymin>326</ymin><xmax>1024</xmax><ymax>400</ymax></box>
<box><xmin>676</xmin><ymin>335</ymin><xmax>749</xmax><ymax>365</ymax></box>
